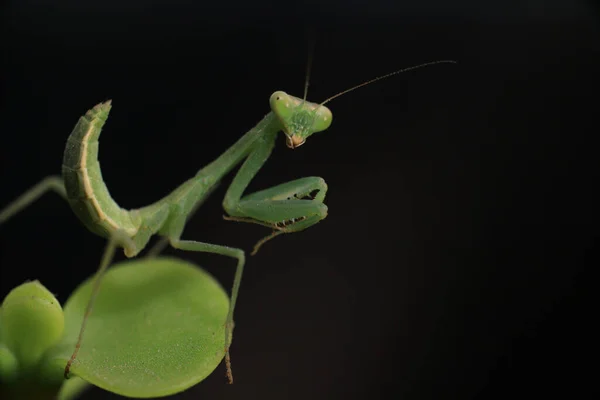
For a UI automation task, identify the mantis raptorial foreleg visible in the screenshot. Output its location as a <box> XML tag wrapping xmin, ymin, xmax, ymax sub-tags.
<box><xmin>221</xmin><ymin>132</ymin><xmax>328</xmax><ymax>254</ymax></box>
<box><xmin>0</xmin><ymin>176</ymin><xmax>66</xmax><ymax>224</ymax></box>
<box><xmin>223</xmin><ymin>176</ymin><xmax>328</xmax><ymax>255</ymax></box>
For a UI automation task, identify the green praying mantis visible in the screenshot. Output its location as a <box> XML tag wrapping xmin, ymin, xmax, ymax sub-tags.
<box><xmin>0</xmin><ymin>59</ymin><xmax>455</xmax><ymax>385</ymax></box>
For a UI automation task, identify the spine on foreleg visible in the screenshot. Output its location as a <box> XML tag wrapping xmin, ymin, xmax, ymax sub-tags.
<box><xmin>61</xmin><ymin>101</ymin><xmax>138</xmax><ymax>238</ymax></box>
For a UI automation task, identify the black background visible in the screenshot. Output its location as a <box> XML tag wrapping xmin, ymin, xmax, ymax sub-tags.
<box><xmin>0</xmin><ymin>1</ymin><xmax>597</xmax><ymax>399</ymax></box>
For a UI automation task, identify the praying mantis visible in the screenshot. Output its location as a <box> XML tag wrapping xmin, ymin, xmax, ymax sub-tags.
<box><xmin>0</xmin><ymin>59</ymin><xmax>455</xmax><ymax>385</ymax></box>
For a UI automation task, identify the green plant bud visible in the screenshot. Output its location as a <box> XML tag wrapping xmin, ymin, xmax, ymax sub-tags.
<box><xmin>1</xmin><ymin>281</ymin><xmax>64</xmax><ymax>370</ymax></box>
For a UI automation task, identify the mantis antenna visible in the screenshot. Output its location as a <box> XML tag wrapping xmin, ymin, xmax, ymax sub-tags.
<box><xmin>320</xmin><ymin>59</ymin><xmax>457</xmax><ymax>105</ymax></box>
<box><xmin>303</xmin><ymin>37</ymin><xmax>315</xmax><ymax>101</ymax></box>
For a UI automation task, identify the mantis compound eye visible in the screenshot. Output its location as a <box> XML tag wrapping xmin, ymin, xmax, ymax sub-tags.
<box><xmin>311</xmin><ymin>105</ymin><xmax>333</xmax><ymax>133</ymax></box>
<box><xmin>270</xmin><ymin>91</ymin><xmax>293</xmax><ymax>116</ymax></box>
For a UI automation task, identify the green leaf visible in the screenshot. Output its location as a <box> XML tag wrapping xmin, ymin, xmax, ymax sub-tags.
<box><xmin>43</xmin><ymin>257</ymin><xmax>229</xmax><ymax>398</ymax></box>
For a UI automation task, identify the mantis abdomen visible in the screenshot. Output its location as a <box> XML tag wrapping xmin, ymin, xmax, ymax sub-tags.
<box><xmin>61</xmin><ymin>100</ymin><xmax>139</xmax><ymax>239</ymax></box>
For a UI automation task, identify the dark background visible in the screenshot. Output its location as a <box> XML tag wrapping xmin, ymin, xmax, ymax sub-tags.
<box><xmin>0</xmin><ymin>1</ymin><xmax>597</xmax><ymax>399</ymax></box>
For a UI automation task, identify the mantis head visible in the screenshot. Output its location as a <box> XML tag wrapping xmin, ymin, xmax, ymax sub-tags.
<box><xmin>269</xmin><ymin>91</ymin><xmax>332</xmax><ymax>149</ymax></box>
<box><xmin>269</xmin><ymin>60</ymin><xmax>457</xmax><ymax>149</ymax></box>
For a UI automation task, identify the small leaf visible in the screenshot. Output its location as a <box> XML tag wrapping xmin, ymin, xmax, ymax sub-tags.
<box><xmin>1</xmin><ymin>281</ymin><xmax>64</xmax><ymax>371</ymax></box>
<box><xmin>43</xmin><ymin>257</ymin><xmax>229</xmax><ymax>398</ymax></box>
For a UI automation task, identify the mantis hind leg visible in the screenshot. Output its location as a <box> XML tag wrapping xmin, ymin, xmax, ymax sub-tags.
<box><xmin>144</xmin><ymin>181</ymin><xmax>222</xmax><ymax>259</ymax></box>
<box><xmin>64</xmin><ymin>229</ymin><xmax>134</xmax><ymax>379</ymax></box>
<box><xmin>166</xmin><ymin>214</ymin><xmax>244</xmax><ymax>384</ymax></box>
<box><xmin>0</xmin><ymin>176</ymin><xmax>66</xmax><ymax>225</ymax></box>
<box><xmin>224</xmin><ymin>176</ymin><xmax>328</xmax><ymax>255</ymax></box>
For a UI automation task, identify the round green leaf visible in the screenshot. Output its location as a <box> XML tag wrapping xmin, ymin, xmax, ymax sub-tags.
<box><xmin>44</xmin><ymin>257</ymin><xmax>229</xmax><ymax>398</ymax></box>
